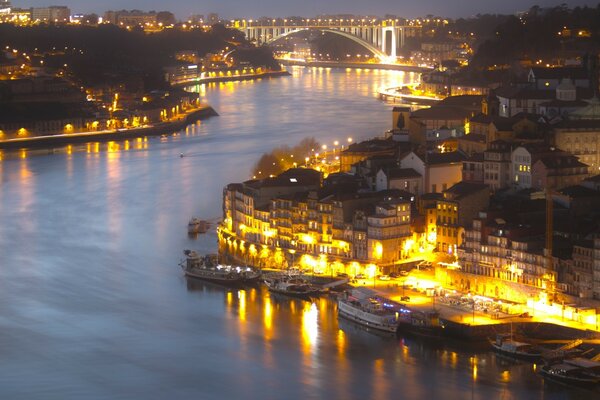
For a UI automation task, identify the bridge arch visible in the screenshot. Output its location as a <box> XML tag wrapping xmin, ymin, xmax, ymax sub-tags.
<box><xmin>266</xmin><ymin>28</ymin><xmax>387</xmax><ymax>60</ymax></box>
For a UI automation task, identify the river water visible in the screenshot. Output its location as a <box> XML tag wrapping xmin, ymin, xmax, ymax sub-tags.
<box><xmin>0</xmin><ymin>67</ymin><xmax>587</xmax><ymax>399</ymax></box>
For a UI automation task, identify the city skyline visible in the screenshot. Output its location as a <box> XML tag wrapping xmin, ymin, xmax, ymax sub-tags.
<box><xmin>11</xmin><ymin>0</ymin><xmax>600</xmax><ymax>20</ymax></box>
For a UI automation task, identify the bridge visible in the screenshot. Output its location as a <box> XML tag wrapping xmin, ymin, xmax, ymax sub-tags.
<box><xmin>229</xmin><ymin>19</ymin><xmax>422</xmax><ymax>61</ymax></box>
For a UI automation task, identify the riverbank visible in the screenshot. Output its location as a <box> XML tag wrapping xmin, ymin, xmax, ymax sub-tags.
<box><xmin>172</xmin><ymin>70</ymin><xmax>290</xmax><ymax>88</ymax></box>
<box><xmin>0</xmin><ymin>105</ymin><xmax>218</xmax><ymax>151</ymax></box>
<box><xmin>220</xmin><ymin>244</ymin><xmax>600</xmax><ymax>341</ymax></box>
<box><xmin>278</xmin><ymin>59</ymin><xmax>431</xmax><ymax>73</ymax></box>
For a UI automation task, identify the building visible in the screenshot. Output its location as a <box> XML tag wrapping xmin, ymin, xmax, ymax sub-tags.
<box><xmin>375</xmin><ymin>167</ymin><xmax>421</xmax><ymax>194</ymax></box>
<box><xmin>552</xmin><ymin>98</ymin><xmax>600</xmax><ymax>171</ymax></box>
<box><xmin>103</xmin><ymin>10</ymin><xmax>158</xmax><ymax>26</ymax></box>
<box><xmin>531</xmin><ymin>152</ymin><xmax>589</xmax><ymax>190</ymax></box>
<box><xmin>408</xmin><ymin>105</ymin><xmax>473</xmax><ymax>145</ymax></box>
<box><xmin>462</xmin><ymin>153</ymin><xmax>484</xmax><ymax>183</ymax></box>
<box><xmin>512</xmin><ymin>145</ymin><xmax>576</xmax><ymax>190</ymax></box>
<box><xmin>435</xmin><ymin>182</ymin><xmax>489</xmax><ymax>254</ymax></box>
<box><xmin>367</xmin><ymin>200</ymin><xmax>412</xmax><ymax>265</ymax></box>
<box><xmin>31</xmin><ymin>6</ymin><xmax>70</xmax><ymax>23</ymax></box>
<box><xmin>528</xmin><ymin>67</ymin><xmax>590</xmax><ymax>90</ymax></box>
<box><xmin>458</xmin><ymin>212</ymin><xmax>551</xmax><ymax>303</ymax></box>
<box><xmin>400</xmin><ymin>151</ymin><xmax>467</xmax><ymax>194</ymax></box>
<box><xmin>495</xmin><ymin>86</ymin><xmax>555</xmax><ymax>118</ymax></box>
<box><xmin>483</xmin><ymin>140</ymin><xmax>513</xmax><ymax>191</ymax></box>
<box><xmin>340</xmin><ymin>138</ymin><xmax>403</xmax><ymax>173</ymax></box>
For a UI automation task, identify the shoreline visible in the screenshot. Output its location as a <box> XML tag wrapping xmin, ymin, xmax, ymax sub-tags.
<box><xmin>278</xmin><ymin>59</ymin><xmax>431</xmax><ymax>73</ymax></box>
<box><xmin>219</xmin><ymin>244</ymin><xmax>600</xmax><ymax>341</ymax></box>
<box><xmin>172</xmin><ymin>70</ymin><xmax>291</xmax><ymax>88</ymax></box>
<box><xmin>0</xmin><ymin>106</ymin><xmax>219</xmax><ymax>151</ymax></box>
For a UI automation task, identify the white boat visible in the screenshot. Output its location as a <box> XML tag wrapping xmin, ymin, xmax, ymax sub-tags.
<box><xmin>264</xmin><ymin>275</ymin><xmax>323</xmax><ymax>299</ymax></box>
<box><xmin>490</xmin><ymin>333</ymin><xmax>543</xmax><ymax>361</ymax></box>
<box><xmin>337</xmin><ymin>288</ymin><xmax>398</xmax><ymax>333</ymax></box>
<box><xmin>180</xmin><ymin>250</ymin><xmax>261</xmax><ymax>285</ymax></box>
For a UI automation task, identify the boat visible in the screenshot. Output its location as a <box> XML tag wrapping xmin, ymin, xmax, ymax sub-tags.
<box><xmin>180</xmin><ymin>250</ymin><xmax>261</xmax><ymax>284</ymax></box>
<box><xmin>563</xmin><ymin>357</ymin><xmax>600</xmax><ymax>379</ymax></box>
<box><xmin>490</xmin><ymin>333</ymin><xmax>543</xmax><ymax>361</ymax></box>
<box><xmin>397</xmin><ymin>309</ymin><xmax>444</xmax><ymax>338</ymax></box>
<box><xmin>188</xmin><ymin>217</ymin><xmax>210</xmax><ymax>234</ymax></box>
<box><xmin>264</xmin><ymin>275</ymin><xmax>323</xmax><ymax>299</ymax></box>
<box><xmin>539</xmin><ymin>363</ymin><xmax>600</xmax><ymax>388</ymax></box>
<box><xmin>337</xmin><ymin>289</ymin><xmax>399</xmax><ymax>334</ymax></box>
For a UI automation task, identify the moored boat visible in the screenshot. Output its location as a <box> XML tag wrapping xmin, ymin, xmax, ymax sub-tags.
<box><xmin>397</xmin><ymin>309</ymin><xmax>444</xmax><ymax>339</ymax></box>
<box><xmin>491</xmin><ymin>334</ymin><xmax>543</xmax><ymax>361</ymax></box>
<box><xmin>264</xmin><ymin>275</ymin><xmax>323</xmax><ymax>299</ymax></box>
<box><xmin>188</xmin><ymin>218</ymin><xmax>210</xmax><ymax>234</ymax></box>
<box><xmin>337</xmin><ymin>289</ymin><xmax>399</xmax><ymax>334</ymax></box>
<box><xmin>180</xmin><ymin>250</ymin><xmax>261</xmax><ymax>284</ymax></box>
<box><xmin>539</xmin><ymin>363</ymin><xmax>600</xmax><ymax>388</ymax></box>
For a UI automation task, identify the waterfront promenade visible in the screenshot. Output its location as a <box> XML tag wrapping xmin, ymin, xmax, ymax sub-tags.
<box><xmin>0</xmin><ymin>105</ymin><xmax>218</xmax><ymax>150</ymax></box>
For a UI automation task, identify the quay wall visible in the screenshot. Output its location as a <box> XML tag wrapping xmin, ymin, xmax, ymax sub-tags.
<box><xmin>440</xmin><ymin>320</ymin><xmax>600</xmax><ymax>341</ymax></box>
<box><xmin>0</xmin><ymin>106</ymin><xmax>219</xmax><ymax>150</ymax></box>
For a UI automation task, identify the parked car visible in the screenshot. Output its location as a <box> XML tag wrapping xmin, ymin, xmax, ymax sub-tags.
<box><xmin>399</xmin><ymin>270</ymin><xmax>409</xmax><ymax>276</ymax></box>
<box><xmin>400</xmin><ymin>296</ymin><xmax>410</xmax><ymax>302</ymax></box>
<box><xmin>336</xmin><ymin>272</ymin><xmax>349</xmax><ymax>278</ymax></box>
<box><xmin>378</xmin><ymin>275</ymin><xmax>391</xmax><ymax>281</ymax></box>
<box><xmin>417</xmin><ymin>261</ymin><xmax>433</xmax><ymax>270</ymax></box>
<box><xmin>355</xmin><ymin>273</ymin><xmax>366</xmax><ymax>279</ymax></box>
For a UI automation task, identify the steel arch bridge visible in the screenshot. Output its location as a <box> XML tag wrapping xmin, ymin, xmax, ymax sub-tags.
<box><xmin>266</xmin><ymin>28</ymin><xmax>387</xmax><ymax>60</ymax></box>
<box><xmin>238</xmin><ymin>22</ymin><xmax>410</xmax><ymax>60</ymax></box>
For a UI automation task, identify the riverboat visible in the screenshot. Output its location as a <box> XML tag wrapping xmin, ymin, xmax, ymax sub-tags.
<box><xmin>264</xmin><ymin>276</ymin><xmax>323</xmax><ymax>299</ymax></box>
<box><xmin>396</xmin><ymin>309</ymin><xmax>444</xmax><ymax>339</ymax></box>
<box><xmin>180</xmin><ymin>250</ymin><xmax>261</xmax><ymax>284</ymax></box>
<box><xmin>490</xmin><ymin>334</ymin><xmax>543</xmax><ymax>361</ymax></box>
<box><xmin>188</xmin><ymin>218</ymin><xmax>210</xmax><ymax>234</ymax></box>
<box><xmin>539</xmin><ymin>363</ymin><xmax>600</xmax><ymax>388</ymax></box>
<box><xmin>337</xmin><ymin>290</ymin><xmax>399</xmax><ymax>334</ymax></box>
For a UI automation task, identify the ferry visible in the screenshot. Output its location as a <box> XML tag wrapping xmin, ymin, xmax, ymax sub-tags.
<box><xmin>180</xmin><ymin>250</ymin><xmax>261</xmax><ymax>285</ymax></box>
<box><xmin>337</xmin><ymin>288</ymin><xmax>399</xmax><ymax>334</ymax></box>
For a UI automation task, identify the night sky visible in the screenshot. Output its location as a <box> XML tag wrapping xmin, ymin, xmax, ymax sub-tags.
<box><xmin>13</xmin><ymin>0</ymin><xmax>600</xmax><ymax>19</ymax></box>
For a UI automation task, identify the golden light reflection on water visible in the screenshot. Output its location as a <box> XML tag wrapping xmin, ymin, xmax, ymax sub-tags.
<box><xmin>238</xmin><ymin>290</ymin><xmax>246</xmax><ymax>322</ymax></box>
<box><xmin>372</xmin><ymin>358</ymin><xmax>389</xmax><ymax>399</ymax></box>
<box><xmin>470</xmin><ymin>356</ymin><xmax>478</xmax><ymax>381</ymax></box>
<box><xmin>301</xmin><ymin>302</ymin><xmax>318</xmax><ymax>350</ymax></box>
<box><xmin>336</xmin><ymin>328</ymin><xmax>346</xmax><ymax>355</ymax></box>
<box><xmin>263</xmin><ymin>295</ymin><xmax>273</xmax><ymax>340</ymax></box>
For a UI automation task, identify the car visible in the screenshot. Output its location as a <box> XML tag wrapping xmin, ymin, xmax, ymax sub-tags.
<box><xmin>400</xmin><ymin>296</ymin><xmax>410</xmax><ymax>302</ymax></box>
<box><xmin>417</xmin><ymin>261</ymin><xmax>433</xmax><ymax>270</ymax></box>
<box><xmin>355</xmin><ymin>273</ymin><xmax>366</xmax><ymax>279</ymax></box>
<box><xmin>336</xmin><ymin>272</ymin><xmax>349</xmax><ymax>278</ymax></box>
<box><xmin>399</xmin><ymin>270</ymin><xmax>409</xmax><ymax>276</ymax></box>
<box><xmin>378</xmin><ymin>275</ymin><xmax>391</xmax><ymax>281</ymax></box>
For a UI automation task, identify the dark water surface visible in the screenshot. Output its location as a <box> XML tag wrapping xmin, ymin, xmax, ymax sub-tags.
<box><xmin>0</xmin><ymin>67</ymin><xmax>587</xmax><ymax>399</ymax></box>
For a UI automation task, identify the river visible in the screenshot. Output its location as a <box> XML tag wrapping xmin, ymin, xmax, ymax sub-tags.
<box><xmin>0</xmin><ymin>67</ymin><xmax>587</xmax><ymax>399</ymax></box>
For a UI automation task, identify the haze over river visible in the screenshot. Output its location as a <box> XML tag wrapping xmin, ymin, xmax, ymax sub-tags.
<box><xmin>0</xmin><ymin>67</ymin><xmax>586</xmax><ymax>399</ymax></box>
